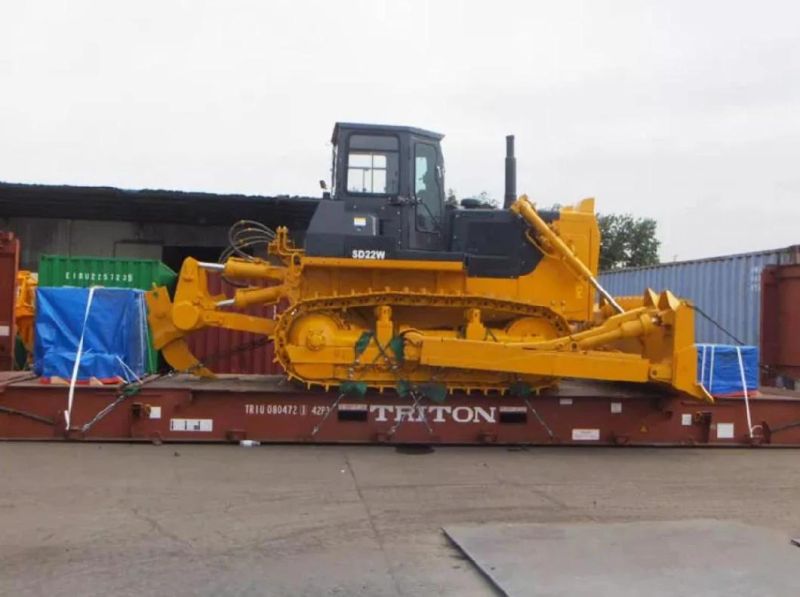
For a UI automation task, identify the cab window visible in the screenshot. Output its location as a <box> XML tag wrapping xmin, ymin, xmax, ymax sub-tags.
<box><xmin>347</xmin><ymin>135</ymin><xmax>400</xmax><ymax>194</ymax></box>
<box><xmin>414</xmin><ymin>142</ymin><xmax>442</xmax><ymax>231</ymax></box>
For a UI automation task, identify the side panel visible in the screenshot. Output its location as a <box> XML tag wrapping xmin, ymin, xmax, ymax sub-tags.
<box><xmin>464</xmin><ymin>206</ymin><xmax>599</xmax><ymax>322</ymax></box>
<box><xmin>449</xmin><ymin>209</ymin><xmax>544</xmax><ymax>277</ymax></box>
<box><xmin>0</xmin><ymin>233</ymin><xmax>19</xmax><ymax>370</ymax></box>
<box><xmin>304</xmin><ymin>201</ymin><xmax>600</xmax><ymax>322</ymax></box>
<box><xmin>761</xmin><ymin>266</ymin><xmax>779</xmax><ymax>384</ymax></box>
<box><xmin>761</xmin><ymin>264</ymin><xmax>800</xmax><ymax>383</ymax></box>
<box><xmin>2</xmin><ymin>374</ymin><xmax>800</xmax><ymax>446</ymax></box>
<box><xmin>776</xmin><ymin>265</ymin><xmax>800</xmax><ymax>379</ymax></box>
<box><xmin>38</xmin><ymin>255</ymin><xmax>177</xmax><ymax>289</ymax></box>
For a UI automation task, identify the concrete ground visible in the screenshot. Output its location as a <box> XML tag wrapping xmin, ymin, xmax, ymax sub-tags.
<box><xmin>1</xmin><ymin>444</ymin><xmax>799</xmax><ymax>596</ymax></box>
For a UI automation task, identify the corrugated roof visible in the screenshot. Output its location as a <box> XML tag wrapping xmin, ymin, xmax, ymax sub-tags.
<box><xmin>0</xmin><ymin>181</ymin><xmax>320</xmax><ymax>230</ymax></box>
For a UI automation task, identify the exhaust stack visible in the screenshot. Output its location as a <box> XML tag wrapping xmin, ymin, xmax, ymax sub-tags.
<box><xmin>503</xmin><ymin>135</ymin><xmax>516</xmax><ymax>209</ymax></box>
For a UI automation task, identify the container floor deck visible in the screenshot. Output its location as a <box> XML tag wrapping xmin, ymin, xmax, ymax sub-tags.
<box><xmin>1</xmin><ymin>372</ymin><xmax>799</xmax><ymax>446</ymax></box>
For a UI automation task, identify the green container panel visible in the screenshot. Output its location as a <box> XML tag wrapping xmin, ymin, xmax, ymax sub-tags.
<box><xmin>38</xmin><ymin>255</ymin><xmax>177</xmax><ymax>290</ymax></box>
<box><xmin>37</xmin><ymin>255</ymin><xmax>176</xmax><ymax>374</ymax></box>
<box><xmin>145</xmin><ymin>326</ymin><xmax>159</xmax><ymax>375</ymax></box>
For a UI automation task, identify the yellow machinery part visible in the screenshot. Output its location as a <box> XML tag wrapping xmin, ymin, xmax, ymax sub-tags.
<box><xmin>145</xmin><ymin>259</ymin><xmax>282</xmax><ymax>378</ymax></box>
<box><xmin>145</xmin><ymin>285</ymin><xmax>214</xmax><ymax>377</ymax></box>
<box><xmin>146</xmin><ymin>201</ymin><xmax>710</xmax><ymax>402</ymax></box>
<box><xmin>410</xmin><ymin>292</ymin><xmax>709</xmax><ymax>401</ymax></box>
<box><xmin>297</xmin><ymin>199</ymin><xmax>601</xmax><ymax>325</ymax></box>
<box><xmin>15</xmin><ymin>270</ymin><xmax>37</xmax><ymax>354</ymax></box>
<box><xmin>274</xmin><ymin>295</ymin><xmax>568</xmax><ymax>393</ymax></box>
<box><xmin>268</xmin><ymin>290</ymin><xmax>710</xmax><ymax>401</ymax></box>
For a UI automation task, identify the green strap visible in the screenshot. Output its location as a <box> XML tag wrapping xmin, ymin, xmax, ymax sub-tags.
<box><xmin>419</xmin><ymin>382</ymin><xmax>447</xmax><ymax>403</ymax></box>
<box><xmin>388</xmin><ymin>335</ymin><xmax>405</xmax><ymax>363</ymax></box>
<box><xmin>340</xmin><ymin>381</ymin><xmax>368</xmax><ymax>397</ymax></box>
<box><xmin>354</xmin><ymin>332</ymin><xmax>374</xmax><ymax>358</ymax></box>
<box><xmin>508</xmin><ymin>381</ymin><xmax>532</xmax><ymax>397</ymax></box>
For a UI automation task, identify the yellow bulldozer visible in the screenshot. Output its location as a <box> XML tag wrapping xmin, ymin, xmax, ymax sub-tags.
<box><xmin>147</xmin><ymin>123</ymin><xmax>710</xmax><ymax>402</ymax></box>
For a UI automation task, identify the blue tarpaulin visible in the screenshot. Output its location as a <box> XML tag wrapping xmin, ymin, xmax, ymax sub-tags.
<box><xmin>696</xmin><ymin>344</ymin><xmax>759</xmax><ymax>396</ymax></box>
<box><xmin>34</xmin><ymin>287</ymin><xmax>148</xmax><ymax>382</ymax></box>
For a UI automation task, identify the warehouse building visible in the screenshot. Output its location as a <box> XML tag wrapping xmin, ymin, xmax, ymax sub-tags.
<box><xmin>0</xmin><ymin>182</ymin><xmax>318</xmax><ymax>272</ymax></box>
<box><xmin>1</xmin><ymin>181</ymin><xmax>321</xmax><ymax>375</ymax></box>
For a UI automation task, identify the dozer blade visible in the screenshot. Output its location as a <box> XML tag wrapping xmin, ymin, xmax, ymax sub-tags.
<box><xmin>145</xmin><ymin>286</ymin><xmax>214</xmax><ymax>378</ymax></box>
<box><xmin>410</xmin><ymin>290</ymin><xmax>715</xmax><ymax>402</ymax></box>
<box><xmin>670</xmin><ymin>344</ymin><xmax>714</xmax><ymax>403</ymax></box>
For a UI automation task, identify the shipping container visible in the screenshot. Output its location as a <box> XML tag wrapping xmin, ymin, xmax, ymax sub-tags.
<box><xmin>0</xmin><ymin>232</ymin><xmax>20</xmax><ymax>370</ymax></box>
<box><xmin>599</xmin><ymin>246</ymin><xmax>800</xmax><ymax>346</ymax></box>
<box><xmin>38</xmin><ymin>255</ymin><xmax>177</xmax><ymax>289</ymax></box>
<box><xmin>186</xmin><ymin>273</ymin><xmax>283</xmax><ymax>375</ymax></box>
<box><xmin>37</xmin><ymin>255</ymin><xmax>177</xmax><ymax>374</ymax></box>
<box><xmin>761</xmin><ymin>264</ymin><xmax>800</xmax><ymax>384</ymax></box>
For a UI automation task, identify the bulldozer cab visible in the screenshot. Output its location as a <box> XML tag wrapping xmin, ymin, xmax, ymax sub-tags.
<box><xmin>332</xmin><ymin>122</ymin><xmax>445</xmax><ymax>228</ymax></box>
<box><xmin>304</xmin><ymin>123</ymin><xmax>449</xmax><ymax>258</ymax></box>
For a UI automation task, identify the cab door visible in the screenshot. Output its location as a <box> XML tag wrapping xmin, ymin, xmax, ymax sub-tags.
<box><xmin>408</xmin><ymin>139</ymin><xmax>446</xmax><ymax>251</ymax></box>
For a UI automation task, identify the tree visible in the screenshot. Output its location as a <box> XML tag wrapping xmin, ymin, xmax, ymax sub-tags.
<box><xmin>538</xmin><ymin>204</ymin><xmax>660</xmax><ymax>269</ymax></box>
<box><xmin>597</xmin><ymin>213</ymin><xmax>660</xmax><ymax>270</ymax></box>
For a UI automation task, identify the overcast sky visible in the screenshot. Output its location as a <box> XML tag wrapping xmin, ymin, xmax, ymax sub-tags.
<box><xmin>1</xmin><ymin>0</ymin><xmax>798</xmax><ymax>261</ymax></box>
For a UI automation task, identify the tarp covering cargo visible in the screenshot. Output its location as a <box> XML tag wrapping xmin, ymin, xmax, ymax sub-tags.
<box><xmin>696</xmin><ymin>343</ymin><xmax>759</xmax><ymax>396</ymax></box>
<box><xmin>36</xmin><ymin>255</ymin><xmax>177</xmax><ymax>374</ymax></box>
<box><xmin>34</xmin><ymin>287</ymin><xmax>148</xmax><ymax>382</ymax></box>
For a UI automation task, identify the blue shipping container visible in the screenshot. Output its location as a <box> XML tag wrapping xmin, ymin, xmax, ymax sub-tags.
<box><xmin>599</xmin><ymin>247</ymin><xmax>797</xmax><ymax>346</ymax></box>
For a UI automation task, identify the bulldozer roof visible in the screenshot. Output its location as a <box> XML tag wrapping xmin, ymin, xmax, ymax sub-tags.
<box><xmin>332</xmin><ymin>122</ymin><xmax>444</xmax><ymax>143</ymax></box>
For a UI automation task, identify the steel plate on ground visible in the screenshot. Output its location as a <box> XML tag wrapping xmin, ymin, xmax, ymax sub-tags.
<box><xmin>444</xmin><ymin>519</ymin><xmax>800</xmax><ymax>597</ymax></box>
